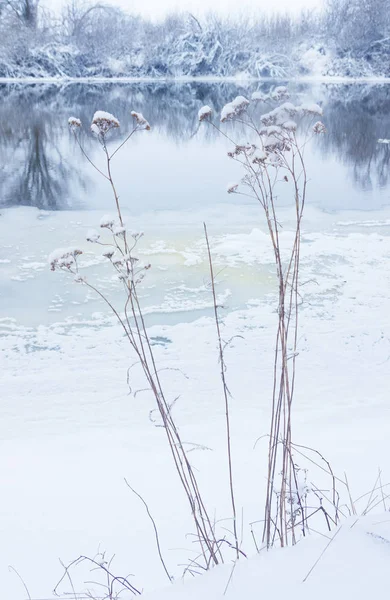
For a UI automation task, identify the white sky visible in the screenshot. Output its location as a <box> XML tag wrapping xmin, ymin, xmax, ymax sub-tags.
<box><xmin>44</xmin><ymin>0</ymin><xmax>325</xmax><ymax>21</ymax></box>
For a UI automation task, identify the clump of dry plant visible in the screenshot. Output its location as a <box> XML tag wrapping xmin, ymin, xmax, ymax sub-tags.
<box><xmin>51</xmin><ymin>108</ymin><xmax>239</xmax><ymax>597</ymax></box>
<box><xmin>198</xmin><ymin>88</ymin><xmax>328</xmax><ymax>548</ymax></box>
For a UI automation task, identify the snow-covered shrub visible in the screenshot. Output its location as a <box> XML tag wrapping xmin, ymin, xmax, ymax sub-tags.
<box><xmin>0</xmin><ymin>1</ymin><xmax>389</xmax><ymax>78</ymax></box>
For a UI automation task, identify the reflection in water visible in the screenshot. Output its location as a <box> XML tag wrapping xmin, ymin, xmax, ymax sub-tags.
<box><xmin>0</xmin><ymin>82</ymin><xmax>389</xmax><ymax>210</ymax></box>
<box><xmin>0</xmin><ymin>87</ymin><xmax>87</xmax><ymax>209</ymax></box>
<box><xmin>318</xmin><ymin>84</ymin><xmax>390</xmax><ymax>191</ymax></box>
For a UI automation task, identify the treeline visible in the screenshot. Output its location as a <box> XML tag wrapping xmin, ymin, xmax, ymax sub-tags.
<box><xmin>0</xmin><ymin>0</ymin><xmax>389</xmax><ymax>78</ymax></box>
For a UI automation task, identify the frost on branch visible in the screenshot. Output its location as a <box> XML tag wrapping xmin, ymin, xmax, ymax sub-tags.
<box><xmin>91</xmin><ymin>111</ymin><xmax>120</xmax><ymax>134</ymax></box>
<box><xmin>198</xmin><ymin>105</ymin><xmax>213</xmax><ymax>121</ymax></box>
<box><xmin>68</xmin><ymin>117</ymin><xmax>81</xmax><ymax>128</ymax></box>
<box><xmin>131</xmin><ymin>111</ymin><xmax>151</xmax><ymax>130</ymax></box>
<box><xmin>49</xmin><ymin>248</ymin><xmax>82</xmax><ymax>271</ymax></box>
<box><xmin>221</xmin><ymin>96</ymin><xmax>250</xmax><ymax>122</ymax></box>
<box><xmin>378</xmin><ymin>138</ymin><xmax>390</xmax><ymax>144</ymax></box>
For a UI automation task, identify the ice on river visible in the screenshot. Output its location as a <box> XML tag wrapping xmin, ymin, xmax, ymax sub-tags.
<box><xmin>1</xmin><ymin>203</ymin><xmax>390</xmax><ymax>599</ymax></box>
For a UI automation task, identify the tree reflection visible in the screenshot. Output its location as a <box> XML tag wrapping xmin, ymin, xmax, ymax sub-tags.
<box><xmin>0</xmin><ymin>86</ymin><xmax>87</xmax><ymax>209</ymax></box>
<box><xmin>318</xmin><ymin>84</ymin><xmax>390</xmax><ymax>190</ymax></box>
<box><xmin>6</xmin><ymin>121</ymin><xmax>76</xmax><ymax>209</ymax></box>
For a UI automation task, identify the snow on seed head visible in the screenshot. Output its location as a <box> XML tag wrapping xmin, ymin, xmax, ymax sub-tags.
<box><xmin>298</xmin><ymin>103</ymin><xmax>323</xmax><ymax>117</ymax></box>
<box><xmin>221</xmin><ymin>96</ymin><xmax>250</xmax><ymax>122</ymax></box>
<box><xmin>100</xmin><ymin>215</ymin><xmax>116</xmax><ymax>229</ymax></box>
<box><xmin>131</xmin><ymin>111</ymin><xmax>151</xmax><ymax>130</ymax></box>
<box><xmin>113</xmin><ymin>226</ymin><xmax>126</xmax><ymax>237</ymax></box>
<box><xmin>227</xmin><ymin>183</ymin><xmax>239</xmax><ymax>194</ymax></box>
<box><xmin>282</xmin><ymin>121</ymin><xmax>297</xmax><ymax>132</ymax></box>
<box><xmin>261</xmin><ymin>103</ymin><xmax>298</xmax><ymax>127</ymax></box>
<box><xmin>91</xmin><ymin>111</ymin><xmax>120</xmax><ymax>134</ymax></box>
<box><xmin>313</xmin><ymin>121</ymin><xmax>326</xmax><ymax>134</ymax></box>
<box><xmin>86</xmin><ymin>229</ymin><xmax>100</xmax><ymax>243</ymax></box>
<box><xmin>252</xmin><ymin>149</ymin><xmax>268</xmax><ymax>164</ymax></box>
<box><xmin>198</xmin><ymin>105</ymin><xmax>213</xmax><ymax>122</ymax></box>
<box><xmin>230</xmin><ymin>143</ymin><xmax>252</xmax><ymax>157</ymax></box>
<box><xmin>68</xmin><ymin>117</ymin><xmax>81</xmax><ymax>129</ymax></box>
<box><xmin>271</xmin><ymin>86</ymin><xmax>290</xmax><ymax>101</ymax></box>
<box><xmin>131</xmin><ymin>231</ymin><xmax>144</xmax><ymax>239</ymax></box>
<box><xmin>251</xmin><ymin>91</ymin><xmax>267</xmax><ymax>102</ymax></box>
<box><xmin>48</xmin><ymin>248</ymin><xmax>82</xmax><ymax>271</ymax></box>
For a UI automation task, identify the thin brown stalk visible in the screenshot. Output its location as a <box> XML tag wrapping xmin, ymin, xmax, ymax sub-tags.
<box><xmin>204</xmin><ymin>222</ymin><xmax>240</xmax><ymax>560</ymax></box>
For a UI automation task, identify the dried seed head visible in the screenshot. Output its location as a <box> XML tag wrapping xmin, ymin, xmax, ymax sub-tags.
<box><xmin>251</xmin><ymin>91</ymin><xmax>267</xmax><ymax>102</ymax></box>
<box><xmin>91</xmin><ymin>111</ymin><xmax>120</xmax><ymax>135</ymax></box>
<box><xmin>298</xmin><ymin>103</ymin><xmax>323</xmax><ymax>117</ymax></box>
<box><xmin>270</xmin><ymin>86</ymin><xmax>290</xmax><ymax>102</ymax></box>
<box><xmin>49</xmin><ymin>248</ymin><xmax>82</xmax><ymax>271</ymax></box>
<box><xmin>252</xmin><ymin>150</ymin><xmax>268</xmax><ymax>164</ymax></box>
<box><xmin>227</xmin><ymin>183</ymin><xmax>239</xmax><ymax>194</ymax></box>
<box><xmin>68</xmin><ymin>117</ymin><xmax>82</xmax><ymax>129</ymax></box>
<box><xmin>313</xmin><ymin>121</ymin><xmax>326</xmax><ymax>134</ymax></box>
<box><xmin>86</xmin><ymin>229</ymin><xmax>100</xmax><ymax>243</ymax></box>
<box><xmin>100</xmin><ymin>215</ymin><xmax>116</xmax><ymax>229</ymax></box>
<box><xmin>282</xmin><ymin>120</ymin><xmax>297</xmax><ymax>132</ymax></box>
<box><xmin>198</xmin><ymin>105</ymin><xmax>213</xmax><ymax>122</ymax></box>
<box><xmin>113</xmin><ymin>226</ymin><xmax>126</xmax><ymax>237</ymax></box>
<box><xmin>221</xmin><ymin>96</ymin><xmax>250</xmax><ymax>122</ymax></box>
<box><xmin>131</xmin><ymin>111</ymin><xmax>151</xmax><ymax>130</ymax></box>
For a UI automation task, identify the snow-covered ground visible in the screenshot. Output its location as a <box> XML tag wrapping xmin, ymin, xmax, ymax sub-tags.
<box><xmin>1</xmin><ymin>201</ymin><xmax>390</xmax><ymax>598</ymax></box>
<box><xmin>143</xmin><ymin>515</ymin><xmax>390</xmax><ymax>600</ymax></box>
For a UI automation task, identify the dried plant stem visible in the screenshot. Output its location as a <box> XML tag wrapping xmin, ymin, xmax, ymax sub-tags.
<box><xmin>204</xmin><ymin>110</ymin><xmax>313</xmax><ymax>548</ymax></box>
<box><xmin>63</xmin><ymin>121</ymin><xmax>224</xmax><ymax>570</ymax></box>
<box><xmin>124</xmin><ymin>479</ymin><xmax>172</xmax><ymax>583</ymax></box>
<box><xmin>204</xmin><ymin>222</ymin><xmax>240</xmax><ymax>560</ymax></box>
